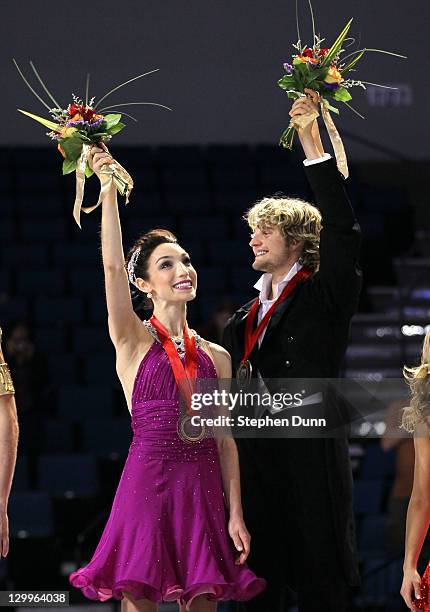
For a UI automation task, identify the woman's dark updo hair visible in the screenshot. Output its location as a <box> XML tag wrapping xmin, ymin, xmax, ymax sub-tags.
<box><xmin>125</xmin><ymin>228</ymin><xmax>178</xmax><ymax>313</ymax></box>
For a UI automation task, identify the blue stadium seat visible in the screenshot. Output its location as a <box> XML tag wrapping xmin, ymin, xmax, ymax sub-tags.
<box><xmin>11</xmin><ymin>456</ymin><xmax>29</xmax><ymax>492</ymax></box>
<box><xmin>133</xmin><ymin>214</ymin><xmax>177</xmax><ymax>233</ymax></box>
<box><xmin>0</xmin><ymin>298</ymin><xmax>28</xmax><ymax>322</ymax></box>
<box><xmin>0</xmin><ymin>197</ymin><xmax>14</xmax><ymax>218</ymax></box>
<box><xmin>8</xmin><ymin>492</ymin><xmax>54</xmax><ymax>537</ymax></box>
<box><xmin>88</xmin><ymin>298</ymin><xmax>107</xmax><ymax>325</ymax></box>
<box><xmin>213</xmin><ymin>189</ymin><xmax>258</xmax><ymax>214</ymax></box>
<box><xmin>16</xmin><ymin>269</ymin><xmax>65</xmax><ymax>296</ymax></box>
<box><xmin>73</xmin><ymin>327</ymin><xmax>111</xmax><ymax>353</ymax></box>
<box><xmin>208</xmin><ymin>240</ymin><xmax>252</xmax><ymax>265</ymax></box>
<box><xmin>196</xmin><ymin>296</ymin><xmax>238</xmax><ymax>322</ymax></box>
<box><xmin>359</xmin><ymin>515</ymin><xmax>387</xmax><ymax>557</ymax></box>
<box><xmin>161</xmin><ymin>168</ymin><xmax>208</xmax><ymax>191</ymax></box>
<box><xmin>83</xmin><ymin>352</ymin><xmax>116</xmax><ymax>384</ymax></box>
<box><xmin>35</xmin><ymin>328</ymin><xmax>67</xmax><ymax>353</ymax></box>
<box><xmin>231</xmin><ymin>266</ymin><xmax>260</xmax><ymax>292</ymax></box>
<box><xmin>16</xmin><ymin>194</ymin><xmax>66</xmax><ymax>218</ymax></box>
<box><xmin>0</xmin><ymin>164</ymin><xmax>13</xmax><ymax>197</ymax></box>
<box><xmin>234</xmin><ymin>216</ymin><xmax>252</xmax><ymax>240</ymax></box>
<box><xmin>255</xmin><ymin>144</ymin><xmax>297</xmax><ymax>166</ymax></box>
<box><xmin>206</xmin><ymin>145</ymin><xmax>253</xmax><ymax>166</ymax></box>
<box><xmin>35</xmin><ymin>297</ymin><xmax>85</xmax><ymax>325</ymax></box>
<box><xmin>15</xmin><ymin>172</ymin><xmax>62</xmax><ymax>196</ymax></box>
<box><xmin>157</xmin><ymin>145</ymin><xmax>205</xmax><ymax>168</ymax></box>
<box><xmin>20</xmin><ymin>219</ymin><xmax>67</xmax><ymax>242</ymax></box>
<box><xmin>179</xmin><ymin>240</ymin><xmax>204</xmax><ymax>265</ymax></box>
<box><xmin>361</xmin><ymin>445</ymin><xmax>396</xmax><ymax>480</ymax></box>
<box><xmin>0</xmin><ymin>270</ymin><xmax>10</xmax><ymax>295</ymax></box>
<box><xmin>54</xmin><ymin>244</ymin><xmax>101</xmax><ymax>266</ymax></box>
<box><xmin>194</xmin><ymin>266</ymin><xmax>229</xmax><ymax>293</ymax></box>
<box><xmin>232</xmin><ymin>291</ymin><xmax>252</xmax><ymax>308</ymax></box>
<box><xmin>179</xmin><ymin>216</ymin><xmax>229</xmax><ymax>241</ymax></box>
<box><xmin>357</xmin><ymin>557</ymin><xmax>401</xmax><ymax>606</ymax></box>
<box><xmin>43</xmin><ymin>419</ymin><xmax>74</xmax><ymax>453</ymax></box>
<box><xmin>212</xmin><ymin>167</ymin><xmax>257</xmax><ymax>190</ymax></box>
<box><xmin>70</xmin><ymin>267</ymin><xmax>105</xmax><ymax>296</ymax></box>
<box><xmin>38</xmin><ymin>453</ymin><xmax>99</xmax><ymax>497</ymax></box>
<box><xmin>0</xmin><ymin>220</ymin><xmax>15</xmax><ymax>243</ymax></box>
<box><xmin>57</xmin><ymin>385</ymin><xmax>115</xmax><ymax>421</ymax></box>
<box><xmin>47</xmin><ymin>354</ymin><xmax>77</xmax><ymax>384</ymax></box>
<box><xmin>360</xmin><ymin>185</ymin><xmax>407</xmax><ymax>214</ymax></box>
<box><xmin>259</xmin><ymin>165</ymin><xmax>311</xmax><ymax>198</ymax></box>
<box><xmin>126</xmin><ymin>193</ymin><xmax>163</xmax><ymax>220</ymax></box>
<box><xmin>1</xmin><ymin>245</ymin><xmax>49</xmax><ymax>267</ymax></box>
<box><xmin>353</xmin><ymin>480</ymin><xmax>385</xmax><ymax>515</ymax></box>
<box><xmin>124</xmin><ymin>162</ymin><xmax>158</xmax><ymax>192</ymax></box>
<box><xmin>164</xmin><ymin>190</ymin><xmax>212</xmax><ymax>215</ymax></box>
<box><xmin>82</xmin><ymin>418</ymin><xmax>132</xmax><ymax>455</ymax></box>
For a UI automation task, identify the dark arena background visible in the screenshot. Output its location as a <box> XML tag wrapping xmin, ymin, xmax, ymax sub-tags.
<box><xmin>0</xmin><ymin>1</ymin><xmax>429</xmax><ymax>611</ymax></box>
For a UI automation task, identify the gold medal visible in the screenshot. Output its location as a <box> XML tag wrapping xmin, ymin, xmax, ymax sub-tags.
<box><xmin>236</xmin><ymin>359</ymin><xmax>253</xmax><ymax>389</ymax></box>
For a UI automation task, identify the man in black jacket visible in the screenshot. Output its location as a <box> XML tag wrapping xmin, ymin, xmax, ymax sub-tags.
<box><xmin>222</xmin><ymin>91</ymin><xmax>362</xmax><ymax>611</ymax></box>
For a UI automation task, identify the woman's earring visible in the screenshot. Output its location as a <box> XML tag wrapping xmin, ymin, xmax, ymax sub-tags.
<box><xmin>147</xmin><ymin>292</ymin><xmax>153</xmax><ymax>299</ymax></box>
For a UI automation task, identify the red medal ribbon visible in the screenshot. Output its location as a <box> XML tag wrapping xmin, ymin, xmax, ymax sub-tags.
<box><xmin>242</xmin><ymin>267</ymin><xmax>312</xmax><ymax>363</ymax></box>
<box><xmin>150</xmin><ymin>315</ymin><xmax>198</xmax><ymax>416</ymax></box>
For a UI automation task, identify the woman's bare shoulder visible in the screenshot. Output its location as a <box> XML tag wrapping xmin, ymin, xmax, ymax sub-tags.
<box><xmin>200</xmin><ymin>338</ymin><xmax>231</xmax><ymax>377</ymax></box>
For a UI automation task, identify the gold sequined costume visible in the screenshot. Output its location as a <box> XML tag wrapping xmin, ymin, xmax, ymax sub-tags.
<box><xmin>0</xmin><ymin>327</ymin><xmax>14</xmax><ymax>396</ymax></box>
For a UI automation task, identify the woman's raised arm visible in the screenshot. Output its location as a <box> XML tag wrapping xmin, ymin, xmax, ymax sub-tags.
<box><xmin>90</xmin><ymin>147</ymin><xmax>146</xmax><ymax>350</ymax></box>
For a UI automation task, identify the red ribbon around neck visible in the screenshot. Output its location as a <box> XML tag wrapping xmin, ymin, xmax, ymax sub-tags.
<box><xmin>241</xmin><ymin>267</ymin><xmax>312</xmax><ymax>363</ymax></box>
<box><xmin>150</xmin><ymin>315</ymin><xmax>198</xmax><ymax>416</ymax></box>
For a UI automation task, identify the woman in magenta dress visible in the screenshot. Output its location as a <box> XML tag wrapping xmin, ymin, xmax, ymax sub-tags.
<box><xmin>69</xmin><ymin>147</ymin><xmax>266</xmax><ymax>611</ymax></box>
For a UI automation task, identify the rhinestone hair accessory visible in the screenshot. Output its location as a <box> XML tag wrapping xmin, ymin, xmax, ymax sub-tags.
<box><xmin>127</xmin><ymin>246</ymin><xmax>142</xmax><ymax>286</ymax></box>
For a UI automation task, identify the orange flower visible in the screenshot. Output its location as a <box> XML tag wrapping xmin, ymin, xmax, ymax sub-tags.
<box><xmin>59</xmin><ymin>125</ymin><xmax>77</xmax><ymax>139</ymax></box>
<box><xmin>58</xmin><ymin>143</ymin><xmax>65</xmax><ymax>158</ymax></box>
<box><xmin>295</xmin><ymin>55</ymin><xmax>319</xmax><ymax>65</ymax></box>
<box><xmin>324</xmin><ymin>66</ymin><xmax>344</xmax><ymax>84</ymax></box>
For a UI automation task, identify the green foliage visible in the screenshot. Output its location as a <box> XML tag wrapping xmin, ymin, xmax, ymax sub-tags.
<box><xmin>62</xmin><ymin>158</ymin><xmax>76</xmax><ymax>175</ymax></box>
<box><xmin>107</xmin><ymin>122</ymin><xmax>125</xmax><ymax>136</ymax></box>
<box><xmin>332</xmin><ymin>87</ymin><xmax>352</xmax><ymax>102</ymax></box>
<box><xmin>103</xmin><ymin>114</ymin><xmax>122</xmax><ymax>129</ymax></box>
<box><xmin>61</xmin><ymin>136</ymin><xmax>84</xmax><ymax>162</ymax></box>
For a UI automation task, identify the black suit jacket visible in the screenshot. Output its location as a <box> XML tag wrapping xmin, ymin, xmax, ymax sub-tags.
<box><xmin>222</xmin><ymin>158</ymin><xmax>362</xmax><ymax>586</ymax></box>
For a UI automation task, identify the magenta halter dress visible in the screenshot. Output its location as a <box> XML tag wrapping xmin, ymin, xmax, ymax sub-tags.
<box><xmin>69</xmin><ymin>325</ymin><xmax>266</xmax><ymax>609</ymax></box>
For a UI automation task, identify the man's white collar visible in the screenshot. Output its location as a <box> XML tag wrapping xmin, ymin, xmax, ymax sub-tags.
<box><xmin>254</xmin><ymin>261</ymin><xmax>303</xmax><ymax>302</ymax></box>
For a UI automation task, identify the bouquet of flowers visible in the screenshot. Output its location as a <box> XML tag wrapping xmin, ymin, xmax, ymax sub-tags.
<box><xmin>14</xmin><ymin>61</ymin><xmax>171</xmax><ymax>226</ymax></box>
<box><xmin>277</xmin><ymin>5</ymin><xmax>406</xmax><ymax>176</ymax></box>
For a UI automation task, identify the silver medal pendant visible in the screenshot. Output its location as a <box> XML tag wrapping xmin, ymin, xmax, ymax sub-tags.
<box><xmin>236</xmin><ymin>359</ymin><xmax>253</xmax><ymax>389</ymax></box>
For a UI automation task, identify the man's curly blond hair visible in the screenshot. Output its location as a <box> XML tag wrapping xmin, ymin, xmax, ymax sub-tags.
<box><xmin>245</xmin><ymin>196</ymin><xmax>322</xmax><ymax>271</ymax></box>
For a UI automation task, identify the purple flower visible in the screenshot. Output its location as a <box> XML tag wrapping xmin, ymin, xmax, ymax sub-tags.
<box><xmin>283</xmin><ymin>62</ymin><xmax>293</xmax><ymax>74</ymax></box>
<box><xmin>66</xmin><ymin>117</ymin><xmax>106</xmax><ymax>132</ymax></box>
<box><xmin>323</xmin><ymin>81</ymin><xmax>341</xmax><ymax>91</ymax></box>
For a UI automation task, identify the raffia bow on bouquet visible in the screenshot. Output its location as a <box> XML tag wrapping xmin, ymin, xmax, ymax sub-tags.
<box><xmin>14</xmin><ymin>61</ymin><xmax>172</xmax><ymax>227</ymax></box>
<box><xmin>277</xmin><ymin>2</ymin><xmax>407</xmax><ymax>178</ymax></box>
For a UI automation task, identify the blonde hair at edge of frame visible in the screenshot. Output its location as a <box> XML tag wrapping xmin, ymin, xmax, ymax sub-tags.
<box><xmin>245</xmin><ymin>195</ymin><xmax>322</xmax><ymax>272</ymax></box>
<box><xmin>401</xmin><ymin>328</ymin><xmax>430</xmax><ymax>433</ymax></box>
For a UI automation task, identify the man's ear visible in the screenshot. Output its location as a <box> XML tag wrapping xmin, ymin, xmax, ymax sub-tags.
<box><xmin>289</xmin><ymin>238</ymin><xmax>304</xmax><ymax>251</ymax></box>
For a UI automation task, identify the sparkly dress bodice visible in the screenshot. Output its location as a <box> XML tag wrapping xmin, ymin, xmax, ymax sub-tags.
<box><xmin>130</xmin><ymin>321</ymin><xmax>219</xmax><ymax>461</ymax></box>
